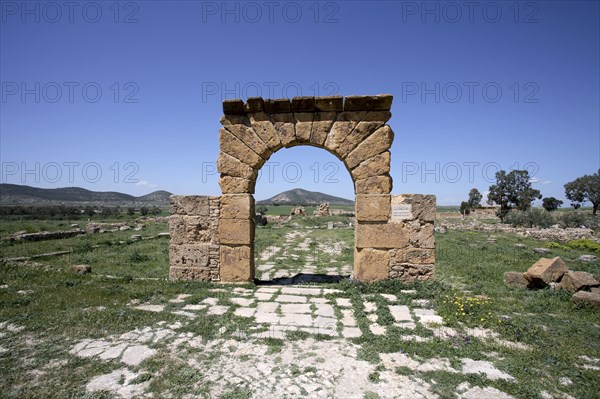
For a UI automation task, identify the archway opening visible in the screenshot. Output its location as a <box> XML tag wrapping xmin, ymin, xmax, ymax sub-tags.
<box><xmin>252</xmin><ymin>146</ymin><xmax>355</xmax><ymax>284</ymax></box>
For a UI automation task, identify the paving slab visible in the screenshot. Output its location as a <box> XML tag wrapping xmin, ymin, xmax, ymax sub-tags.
<box><xmin>234</xmin><ymin>307</ymin><xmax>256</xmax><ymax>318</ymax></box>
<box><xmin>230</xmin><ymin>297</ymin><xmax>254</xmax><ymax>307</ymax></box>
<box><xmin>281</xmin><ymin>287</ymin><xmax>322</xmax><ymax>296</ymax></box>
<box><xmin>275</xmin><ymin>295</ymin><xmax>308</xmax><ymax>303</ymax></box>
<box><xmin>389</xmin><ymin>305</ymin><xmax>412</xmax><ymax>322</ymax></box>
<box><xmin>280</xmin><ymin>303</ymin><xmax>312</xmax><ymax>314</ymax></box>
<box><xmin>256</xmin><ymin>302</ymin><xmax>279</xmax><ymax>313</ymax></box>
<box><xmin>314</xmin><ymin>303</ymin><xmax>335</xmax><ymax>318</ymax></box>
<box><xmin>335</xmin><ymin>298</ymin><xmax>352</xmax><ymax>307</ymax></box>
<box><xmin>207</xmin><ymin>305</ymin><xmax>229</xmax><ymax>315</ymax></box>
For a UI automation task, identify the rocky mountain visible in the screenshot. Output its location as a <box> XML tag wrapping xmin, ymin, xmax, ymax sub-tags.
<box><xmin>0</xmin><ymin>184</ymin><xmax>172</xmax><ymax>205</ymax></box>
<box><xmin>256</xmin><ymin>188</ymin><xmax>354</xmax><ymax>205</ymax></box>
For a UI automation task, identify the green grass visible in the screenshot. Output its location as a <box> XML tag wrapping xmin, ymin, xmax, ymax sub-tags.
<box><xmin>1</xmin><ymin>216</ymin><xmax>599</xmax><ymax>398</ymax></box>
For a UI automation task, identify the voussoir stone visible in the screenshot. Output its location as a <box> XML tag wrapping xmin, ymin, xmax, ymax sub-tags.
<box><xmin>346</xmin><ymin>125</ymin><xmax>394</xmax><ymax>169</ymax></box>
<box><xmin>248</xmin><ymin>112</ymin><xmax>282</xmax><ymax>151</ymax></box>
<box><xmin>523</xmin><ymin>256</ymin><xmax>568</xmax><ymax>288</ymax></box>
<box><xmin>336</xmin><ymin>112</ymin><xmax>391</xmax><ymax>158</ymax></box>
<box><xmin>310</xmin><ymin>112</ymin><xmax>337</xmax><ymax>147</ymax></box>
<box><xmin>560</xmin><ymin>271</ymin><xmax>600</xmax><ymax>293</ymax></box>
<box><xmin>293</xmin><ymin>112</ymin><xmax>314</xmax><ymax>143</ymax></box>
<box><xmin>217</xmin><ymin>151</ymin><xmax>256</xmax><ymax>180</ymax></box>
<box><xmin>220</xmin><ymin>115</ymin><xmax>271</xmax><ymax>159</ymax></box>
<box><xmin>324</xmin><ymin>111</ymin><xmax>367</xmax><ymax>155</ymax></box>
<box><xmin>352</xmin><ymin>152</ymin><xmax>391</xmax><ymax>181</ymax></box>
<box><xmin>219</xmin><ymin>128</ymin><xmax>264</xmax><ymax>169</ymax></box>
<box><xmin>270</xmin><ymin>113</ymin><xmax>296</xmax><ymax>147</ymax></box>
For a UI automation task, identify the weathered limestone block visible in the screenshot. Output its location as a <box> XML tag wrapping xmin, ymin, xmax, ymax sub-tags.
<box><xmin>270</xmin><ymin>113</ymin><xmax>296</xmax><ymax>147</ymax></box>
<box><xmin>572</xmin><ymin>291</ymin><xmax>600</xmax><ymax>310</ymax></box>
<box><xmin>244</xmin><ymin>97</ymin><xmax>265</xmax><ymax>113</ymax></box>
<box><xmin>265</xmin><ymin>98</ymin><xmax>291</xmax><ymax>113</ymax></box>
<box><xmin>559</xmin><ymin>271</ymin><xmax>599</xmax><ymax>293</ymax></box>
<box><xmin>356</xmin><ymin>222</ymin><xmax>408</xmax><ymax>249</ymax></box>
<box><xmin>389</xmin><ymin>263</ymin><xmax>434</xmax><ymax>282</ymax></box>
<box><xmin>392</xmin><ymin>194</ymin><xmax>436</xmax><ymax>222</ymax></box>
<box><xmin>219</xmin><ymin>176</ymin><xmax>256</xmax><ymax>194</ymax></box>
<box><xmin>503</xmin><ymin>272</ymin><xmax>531</xmax><ymax>288</ymax></box>
<box><xmin>336</xmin><ymin>112</ymin><xmax>391</xmax><ymax>158</ymax></box>
<box><xmin>407</xmin><ymin>221</ymin><xmax>435</xmax><ymax>249</ymax></box>
<box><xmin>169</xmin><ymin>266</ymin><xmax>211</xmax><ymax>281</ymax></box>
<box><xmin>170</xmin><ymin>195</ymin><xmax>210</xmax><ymax>216</ymax></box>
<box><xmin>221</xmin><ymin>115</ymin><xmax>272</xmax><ymax>160</ymax></box>
<box><xmin>391</xmin><ymin>247</ymin><xmax>435</xmax><ymax>265</ymax></box>
<box><xmin>344</xmin><ymin>94</ymin><xmax>393</xmax><ymax>111</ymax></box>
<box><xmin>248</xmin><ymin>112</ymin><xmax>283</xmax><ymax>151</ymax></box>
<box><xmin>219</xmin><ymin>218</ymin><xmax>253</xmax><ymax>245</ymax></box>
<box><xmin>217</xmin><ymin>151</ymin><xmax>256</xmax><ymax>180</ymax></box>
<box><xmin>310</xmin><ymin>112</ymin><xmax>336</xmax><ymax>147</ymax></box>
<box><xmin>355</xmin><ymin>175</ymin><xmax>392</xmax><ymax>195</ymax></box>
<box><xmin>354</xmin><ymin>248</ymin><xmax>389</xmax><ymax>281</ymax></box>
<box><xmin>222</xmin><ymin>99</ymin><xmax>245</xmax><ymax>114</ymax></box>
<box><xmin>315</xmin><ymin>96</ymin><xmax>343</xmax><ymax>111</ymax></box>
<box><xmin>324</xmin><ymin>111</ymin><xmax>367</xmax><ymax>156</ymax></box>
<box><xmin>220</xmin><ymin>194</ymin><xmax>254</xmax><ymax>219</ymax></box>
<box><xmin>169</xmin><ymin>243</ymin><xmax>211</xmax><ymax>269</ymax></box>
<box><xmin>523</xmin><ymin>257</ymin><xmax>568</xmax><ymax>288</ymax></box>
<box><xmin>355</xmin><ymin>194</ymin><xmax>390</xmax><ymax>222</ymax></box>
<box><xmin>220</xmin><ymin>244</ymin><xmax>254</xmax><ymax>282</ymax></box>
<box><xmin>294</xmin><ymin>112</ymin><xmax>314</xmax><ymax>143</ymax></box>
<box><xmin>351</xmin><ymin>152</ymin><xmax>391</xmax><ymax>181</ymax></box>
<box><xmin>291</xmin><ymin>96</ymin><xmax>315</xmax><ymax>112</ymax></box>
<box><xmin>346</xmin><ymin>125</ymin><xmax>394</xmax><ymax>169</ymax></box>
<box><xmin>169</xmin><ymin>215</ymin><xmax>215</xmax><ymax>245</ymax></box>
<box><xmin>219</xmin><ymin>128</ymin><xmax>264</xmax><ymax>169</ymax></box>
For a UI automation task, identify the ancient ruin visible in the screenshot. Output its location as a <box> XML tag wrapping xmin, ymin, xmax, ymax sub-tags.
<box><xmin>169</xmin><ymin>95</ymin><xmax>436</xmax><ymax>282</ymax></box>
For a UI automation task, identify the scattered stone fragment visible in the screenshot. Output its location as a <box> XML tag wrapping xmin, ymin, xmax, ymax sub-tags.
<box><xmin>380</xmin><ymin>294</ymin><xmax>397</xmax><ymax>302</ymax></box>
<box><xmin>341</xmin><ymin>327</ymin><xmax>362</xmax><ymax>338</ymax></box>
<box><xmin>230</xmin><ymin>297</ymin><xmax>254</xmax><ymax>307</ymax></box>
<box><xmin>121</xmin><ymin>345</ymin><xmax>157</xmax><ymax>366</ymax></box>
<box><xmin>134</xmin><ymin>304</ymin><xmax>165</xmax><ymax>313</ymax></box>
<box><xmin>364</xmin><ymin>301</ymin><xmax>377</xmax><ymax>313</ymax></box>
<box><xmin>207</xmin><ymin>305</ymin><xmax>229</xmax><ymax>315</ymax></box>
<box><xmin>523</xmin><ymin>257</ymin><xmax>568</xmax><ymax>287</ymax></box>
<box><xmin>579</xmin><ymin>254</ymin><xmax>597</xmax><ymax>262</ymax></box>
<box><xmin>369</xmin><ymin>323</ymin><xmax>386</xmax><ymax>335</ymax></box>
<box><xmin>182</xmin><ymin>304</ymin><xmax>206</xmax><ymax>311</ymax></box>
<box><xmin>533</xmin><ymin>247</ymin><xmax>551</xmax><ymax>254</ymax></box>
<box><xmin>514</xmin><ymin>243</ymin><xmax>527</xmax><ymax>249</ymax></box>
<box><xmin>169</xmin><ymin>294</ymin><xmax>191</xmax><ymax>303</ymax></box>
<box><xmin>461</xmin><ymin>358</ymin><xmax>515</xmax><ymax>380</ymax></box>
<box><xmin>72</xmin><ymin>264</ymin><xmax>91</xmax><ymax>274</ymax></box>
<box><xmin>503</xmin><ymin>271</ymin><xmax>532</xmax><ymax>288</ymax></box>
<box><xmin>389</xmin><ymin>305</ymin><xmax>412</xmax><ymax>322</ymax></box>
<box><xmin>559</xmin><ymin>271</ymin><xmax>599</xmax><ymax>292</ymax></box>
<box><xmin>572</xmin><ymin>291</ymin><xmax>600</xmax><ymax>310</ymax></box>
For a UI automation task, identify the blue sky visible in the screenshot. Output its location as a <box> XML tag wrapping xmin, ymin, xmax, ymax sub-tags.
<box><xmin>1</xmin><ymin>0</ymin><xmax>598</xmax><ymax>205</ymax></box>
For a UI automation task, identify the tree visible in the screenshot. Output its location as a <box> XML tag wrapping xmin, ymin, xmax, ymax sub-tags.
<box><xmin>150</xmin><ymin>206</ymin><xmax>161</xmax><ymax>216</ymax></box>
<box><xmin>487</xmin><ymin>170</ymin><xmax>542</xmax><ymax>221</ymax></box>
<box><xmin>467</xmin><ymin>188</ymin><xmax>483</xmax><ymax>209</ymax></box>
<box><xmin>127</xmin><ymin>207</ymin><xmax>135</xmax><ymax>216</ymax></box>
<box><xmin>459</xmin><ymin>201</ymin><xmax>471</xmax><ymax>216</ymax></box>
<box><xmin>256</xmin><ymin>205</ymin><xmax>268</xmax><ymax>215</ymax></box>
<box><xmin>564</xmin><ymin>169</ymin><xmax>600</xmax><ymax>215</ymax></box>
<box><xmin>542</xmin><ymin>197</ymin><xmax>563</xmax><ymax>212</ymax></box>
<box><xmin>140</xmin><ymin>206</ymin><xmax>149</xmax><ymax>216</ymax></box>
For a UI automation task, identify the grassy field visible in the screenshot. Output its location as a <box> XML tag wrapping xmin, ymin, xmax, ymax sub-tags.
<box><xmin>0</xmin><ymin>215</ymin><xmax>599</xmax><ymax>398</ymax></box>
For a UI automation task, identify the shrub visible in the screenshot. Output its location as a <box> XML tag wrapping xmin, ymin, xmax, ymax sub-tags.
<box><xmin>566</xmin><ymin>239</ymin><xmax>600</xmax><ymax>252</ymax></box>
<box><xmin>503</xmin><ymin>208</ymin><xmax>555</xmax><ymax>228</ymax></box>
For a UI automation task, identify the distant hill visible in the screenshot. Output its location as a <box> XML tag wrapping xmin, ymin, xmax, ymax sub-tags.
<box><xmin>256</xmin><ymin>188</ymin><xmax>354</xmax><ymax>206</ymax></box>
<box><xmin>0</xmin><ymin>184</ymin><xmax>172</xmax><ymax>205</ymax></box>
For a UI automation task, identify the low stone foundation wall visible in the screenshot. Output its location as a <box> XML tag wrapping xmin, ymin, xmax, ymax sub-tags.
<box><xmin>355</xmin><ymin>194</ymin><xmax>435</xmax><ymax>282</ymax></box>
<box><xmin>169</xmin><ymin>196</ymin><xmax>220</xmax><ymax>281</ymax></box>
<box><xmin>169</xmin><ymin>193</ymin><xmax>435</xmax><ymax>283</ymax></box>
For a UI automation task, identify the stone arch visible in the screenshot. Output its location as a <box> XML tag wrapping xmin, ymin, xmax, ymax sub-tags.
<box><xmin>168</xmin><ymin>95</ymin><xmax>436</xmax><ymax>283</ymax></box>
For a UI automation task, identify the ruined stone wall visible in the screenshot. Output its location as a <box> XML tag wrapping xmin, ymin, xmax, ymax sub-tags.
<box><xmin>169</xmin><ymin>195</ymin><xmax>220</xmax><ymax>281</ymax></box>
<box><xmin>354</xmin><ymin>194</ymin><xmax>435</xmax><ymax>282</ymax></box>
